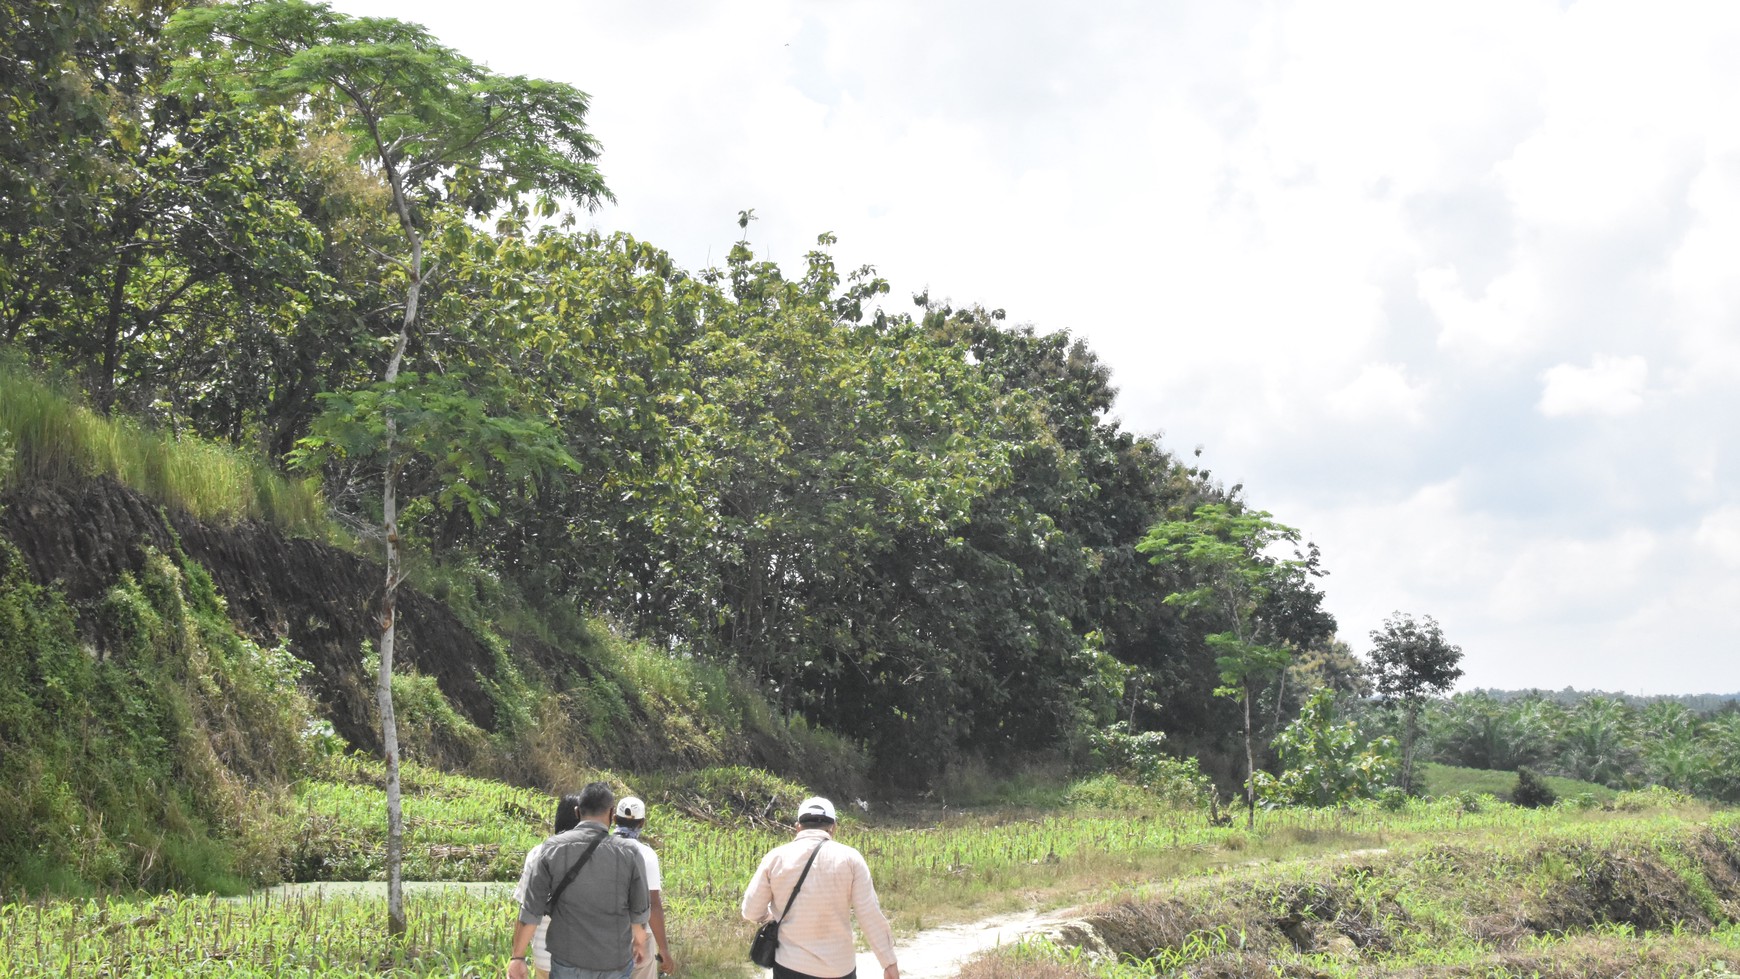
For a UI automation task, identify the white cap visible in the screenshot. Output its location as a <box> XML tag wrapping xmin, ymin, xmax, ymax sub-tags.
<box><xmin>797</xmin><ymin>796</ymin><xmax>837</xmax><ymax>822</ymax></box>
<box><xmin>615</xmin><ymin>796</ymin><xmax>647</xmax><ymax>820</ymax></box>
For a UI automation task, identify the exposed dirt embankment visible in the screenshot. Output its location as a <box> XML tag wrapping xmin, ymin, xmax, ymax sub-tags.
<box><xmin>0</xmin><ymin>476</ymin><xmax>820</xmax><ymax>781</ymax></box>
<box><xmin>0</xmin><ymin>478</ymin><xmax>495</xmax><ymax>753</ymax></box>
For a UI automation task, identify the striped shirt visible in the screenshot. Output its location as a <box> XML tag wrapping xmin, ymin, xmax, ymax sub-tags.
<box><xmin>741</xmin><ymin>829</ymin><xmax>896</xmax><ymax>978</ymax></box>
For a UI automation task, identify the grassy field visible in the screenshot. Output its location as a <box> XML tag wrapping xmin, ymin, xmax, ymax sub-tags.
<box><xmin>1420</xmin><ymin>761</ymin><xmax>1620</xmax><ymax>805</ymax></box>
<box><xmin>2</xmin><ymin>757</ymin><xmax>1733</xmax><ymax>978</ymax></box>
<box><xmin>963</xmin><ymin>800</ymin><xmax>1740</xmax><ymax>978</ymax></box>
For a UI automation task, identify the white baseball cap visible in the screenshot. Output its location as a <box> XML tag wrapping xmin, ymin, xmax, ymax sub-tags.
<box><xmin>797</xmin><ymin>796</ymin><xmax>837</xmax><ymax>822</ymax></box>
<box><xmin>615</xmin><ymin>796</ymin><xmax>647</xmax><ymax>820</ymax></box>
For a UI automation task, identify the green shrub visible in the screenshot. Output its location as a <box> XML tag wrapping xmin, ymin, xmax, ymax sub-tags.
<box><xmin>1088</xmin><ymin>722</ymin><xmax>1213</xmax><ymax>808</ymax></box>
<box><xmin>1255</xmin><ymin>688</ymin><xmax>1398</xmax><ymax>807</ymax></box>
<box><xmin>397</xmin><ymin>551</ymin><xmax>869</xmax><ymax>793</ymax></box>
<box><xmin>391</xmin><ymin>665</ymin><xmax>488</xmax><ymax>769</ymax></box>
<box><xmin>1452</xmin><ymin>790</ymin><xmax>1488</xmax><ymax>814</ymax></box>
<box><xmin>780</xmin><ymin>713</ymin><xmax>870</xmax><ymax>798</ymax></box>
<box><xmin>1512</xmin><ymin>766</ymin><xmax>1557</xmax><ymax>808</ymax></box>
<box><xmin>1063</xmin><ymin>774</ymin><xmax>1171</xmax><ymax>812</ymax></box>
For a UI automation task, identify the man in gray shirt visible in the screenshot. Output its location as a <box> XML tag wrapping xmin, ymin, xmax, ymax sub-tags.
<box><xmin>509</xmin><ymin>782</ymin><xmax>651</xmax><ymax>979</ymax></box>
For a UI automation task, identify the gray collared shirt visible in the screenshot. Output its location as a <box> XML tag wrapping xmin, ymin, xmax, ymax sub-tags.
<box><xmin>517</xmin><ymin>821</ymin><xmax>650</xmax><ymax>971</ymax></box>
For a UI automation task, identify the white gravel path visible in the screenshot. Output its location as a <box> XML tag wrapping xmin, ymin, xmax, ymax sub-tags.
<box><xmin>855</xmin><ymin>908</ymin><xmax>1073</xmax><ymax>979</ymax></box>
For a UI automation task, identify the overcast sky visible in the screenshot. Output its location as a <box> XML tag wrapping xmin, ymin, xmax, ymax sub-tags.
<box><xmin>327</xmin><ymin>0</ymin><xmax>1740</xmax><ymax>696</ymax></box>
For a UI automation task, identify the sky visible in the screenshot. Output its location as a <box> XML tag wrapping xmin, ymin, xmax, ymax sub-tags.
<box><xmin>325</xmin><ymin>0</ymin><xmax>1740</xmax><ymax>696</ymax></box>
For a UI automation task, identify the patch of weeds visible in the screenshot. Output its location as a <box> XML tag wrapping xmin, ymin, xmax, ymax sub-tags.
<box><xmin>1065</xmin><ymin>775</ymin><xmax>1176</xmax><ymax>813</ymax></box>
<box><xmin>1613</xmin><ymin>785</ymin><xmax>1698</xmax><ymax>811</ymax></box>
<box><xmin>655</xmin><ymin>766</ymin><xmax>812</xmax><ymax>825</ymax></box>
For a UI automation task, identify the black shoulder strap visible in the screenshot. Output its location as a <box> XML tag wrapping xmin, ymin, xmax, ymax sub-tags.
<box><xmin>775</xmin><ymin>840</ymin><xmax>827</xmax><ymax>924</ymax></box>
<box><xmin>544</xmin><ymin>831</ymin><xmax>608</xmax><ymax>917</ymax></box>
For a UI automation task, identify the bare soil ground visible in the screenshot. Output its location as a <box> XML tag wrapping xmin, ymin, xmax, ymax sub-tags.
<box><xmin>857</xmin><ymin>908</ymin><xmax>1077</xmax><ymax>979</ymax></box>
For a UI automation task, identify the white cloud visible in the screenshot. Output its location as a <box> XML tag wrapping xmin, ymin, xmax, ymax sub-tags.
<box><xmin>1488</xmin><ymin>528</ymin><xmax>1657</xmax><ymax>622</ymax></box>
<box><xmin>1418</xmin><ymin>265</ymin><xmax>1546</xmax><ymax>359</ymax></box>
<box><xmin>1663</xmin><ymin>144</ymin><xmax>1740</xmax><ymax>388</ymax></box>
<box><xmin>1325</xmin><ymin>363</ymin><xmax>1427</xmax><ymax>424</ymax></box>
<box><xmin>1496</xmin><ymin>1</ymin><xmax>1740</xmax><ymax>234</ymax></box>
<box><xmin>1696</xmin><ymin>507</ymin><xmax>1740</xmax><ymax>569</ymax></box>
<box><xmin>1537</xmin><ymin>355</ymin><xmax>1648</xmax><ymax>418</ymax></box>
<box><xmin>1289</xmin><ymin>484</ymin><xmax>1734</xmax><ymax>695</ymax></box>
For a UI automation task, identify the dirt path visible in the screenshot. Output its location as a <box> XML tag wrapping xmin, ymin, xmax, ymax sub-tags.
<box><xmin>849</xmin><ymin>846</ymin><xmax>1397</xmax><ymax>978</ymax></box>
<box><xmin>854</xmin><ymin>908</ymin><xmax>1073</xmax><ymax>979</ymax></box>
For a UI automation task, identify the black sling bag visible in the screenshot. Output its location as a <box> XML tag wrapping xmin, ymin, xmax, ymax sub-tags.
<box><xmin>543</xmin><ymin>831</ymin><xmax>608</xmax><ymax>917</ymax></box>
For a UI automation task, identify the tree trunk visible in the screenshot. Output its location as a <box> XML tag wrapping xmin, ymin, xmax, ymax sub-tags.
<box><xmin>1243</xmin><ymin>680</ymin><xmax>1256</xmax><ymax>829</ymax></box>
<box><xmin>96</xmin><ymin>253</ymin><xmax>137</xmax><ymax>414</ymax></box>
<box><xmin>1400</xmin><ymin>701</ymin><xmax>1419</xmax><ymax>795</ymax></box>
<box><xmin>377</xmin><ymin>156</ymin><xmax>423</xmax><ymax>940</ymax></box>
<box><xmin>378</xmin><ymin>460</ymin><xmax>405</xmax><ymax>938</ymax></box>
<box><xmin>1270</xmin><ymin>667</ymin><xmax>1288</xmax><ymax>735</ymax></box>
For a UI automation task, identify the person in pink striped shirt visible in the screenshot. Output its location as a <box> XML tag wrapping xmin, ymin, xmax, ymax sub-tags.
<box><xmin>741</xmin><ymin>797</ymin><xmax>900</xmax><ymax>979</ymax></box>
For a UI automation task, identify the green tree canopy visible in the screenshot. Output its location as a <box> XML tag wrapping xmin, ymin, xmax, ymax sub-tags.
<box><xmin>1140</xmin><ymin>503</ymin><xmax>1309</xmax><ymax>824</ymax></box>
<box><xmin>1369</xmin><ymin>611</ymin><xmax>1463</xmax><ymax>793</ymax></box>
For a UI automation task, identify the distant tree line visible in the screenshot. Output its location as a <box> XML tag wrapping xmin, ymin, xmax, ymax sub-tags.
<box><xmin>1469</xmin><ymin>688</ymin><xmax>1740</xmax><ymax>714</ymax></box>
<box><xmin>1408</xmin><ymin>692</ymin><xmax>1740</xmax><ymax>802</ymax></box>
<box><xmin>0</xmin><ymin>0</ymin><xmax>1342</xmax><ymax>779</ymax></box>
<box><xmin>1267</xmin><ymin>629</ymin><xmax>1740</xmax><ymax>807</ymax></box>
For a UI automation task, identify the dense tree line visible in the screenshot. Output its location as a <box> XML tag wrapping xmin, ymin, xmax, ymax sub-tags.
<box><xmin>0</xmin><ymin>0</ymin><xmax>1338</xmax><ymax>778</ymax></box>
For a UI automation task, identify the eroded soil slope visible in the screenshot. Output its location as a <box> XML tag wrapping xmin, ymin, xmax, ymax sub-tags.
<box><xmin>1</xmin><ymin>477</ymin><xmax>496</xmax><ymax>753</ymax></box>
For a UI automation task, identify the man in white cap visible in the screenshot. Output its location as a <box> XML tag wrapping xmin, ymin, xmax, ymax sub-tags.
<box><xmin>740</xmin><ymin>797</ymin><xmax>898</xmax><ymax>979</ymax></box>
<box><xmin>613</xmin><ymin>796</ymin><xmax>675</xmax><ymax>977</ymax></box>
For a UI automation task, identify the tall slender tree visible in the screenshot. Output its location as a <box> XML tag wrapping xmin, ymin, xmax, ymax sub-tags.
<box><xmin>168</xmin><ymin>0</ymin><xmax>610</xmax><ymax>934</ymax></box>
<box><xmin>1140</xmin><ymin>503</ymin><xmax>1306</xmax><ymax>827</ymax></box>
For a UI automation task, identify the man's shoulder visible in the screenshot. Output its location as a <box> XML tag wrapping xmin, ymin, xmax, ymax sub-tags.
<box><xmin>602</xmin><ymin>835</ymin><xmax>646</xmax><ymax>865</ymax></box>
<box><xmin>806</xmin><ymin>838</ymin><xmax>869</xmax><ymax>874</ymax></box>
<box><xmin>542</xmin><ymin>825</ymin><xmax>612</xmax><ymax>856</ymax></box>
<box><xmin>767</xmin><ymin>836</ymin><xmax>817</xmax><ymax>857</ymax></box>
<box><xmin>768</xmin><ymin>833</ymin><xmax>857</xmax><ymax>863</ymax></box>
<box><xmin>547</xmin><ymin>826</ymin><xmax>601</xmax><ymax>846</ymax></box>
<box><xmin>823</xmin><ymin>839</ymin><xmax>867</xmax><ymax>862</ymax></box>
<box><xmin>520</xmin><ymin>840</ymin><xmax>549</xmax><ymax>870</ymax></box>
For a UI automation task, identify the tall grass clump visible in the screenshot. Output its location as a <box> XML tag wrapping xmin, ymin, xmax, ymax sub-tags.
<box><xmin>0</xmin><ymin>363</ymin><xmax>323</xmax><ymax>532</ymax></box>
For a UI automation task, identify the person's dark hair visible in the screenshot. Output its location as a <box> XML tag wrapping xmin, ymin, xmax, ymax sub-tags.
<box><xmin>616</xmin><ymin>815</ymin><xmax>646</xmax><ymax>830</ymax></box>
<box><xmin>554</xmin><ymin>794</ymin><xmax>585</xmax><ymax>833</ymax></box>
<box><xmin>797</xmin><ymin>813</ymin><xmax>836</xmax><ymax>828</ymax></box>
<box><xmin>577</xmin><ymin>781</ymin><xmax>615</xmax><ymax>817</ymax></box>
